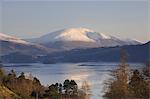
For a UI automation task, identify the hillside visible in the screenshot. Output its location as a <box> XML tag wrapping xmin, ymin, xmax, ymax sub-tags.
<box><xmin>0</xmin><ymin>85</ymin><xmax>19</xmax><ymax>98</ymax></box>
<box><xmin>0</xmin><ymin>33</ymin><xmax>56</xmax><ymax>56</ymax></box>
<box><xmin>1</xmin><ymin>40</ymin><xmax>149</xmax><ymax>63</ymax></box>
<box><xmin>39</xmin><ymin>41</ymin><xmax>149</xmax><ymax>63</ymax></box>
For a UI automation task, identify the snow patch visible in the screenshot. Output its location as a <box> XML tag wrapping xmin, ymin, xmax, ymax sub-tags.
<box><xmin>0</xmin><ymin>33</ymin><xmax>30</xmax><ymax>44</ymax></box>
<box><xmin>86</xmin><ymin>32</ymin><xmax>111</xmax><ymax>42</ymax></box>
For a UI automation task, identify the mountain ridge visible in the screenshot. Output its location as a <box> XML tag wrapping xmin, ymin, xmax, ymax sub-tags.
<box><xmin>28</xmin><ymin>27</ymin><xmax>141</xmax><ymax>50</ymax></box>
<box><xmin>0</xmin><ymin>33</ymin><xmax>56</xmax><ymax>56</ymax></box>
<box><xmin>39</xmin><ymin>41</ymin><xmax>149</xmax><ymax>63</ymax></box>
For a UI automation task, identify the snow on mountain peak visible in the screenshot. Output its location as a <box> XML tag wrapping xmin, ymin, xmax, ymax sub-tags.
<box><xmin>63</xmin><ymin>27</ymin><xmax>111</xmax><ymax>39</ymax></box>
<box><xmin>0</xmin><ymin>33</ymin><xmax>30</xmax><ymax>44</ymax></box>
<box><xmin>54</xmin><ymin>28</ymin><xmax>96</xmax><ymax>42</ymax></box>
<box><xmin>36</xmin><ymin>27</ymin><xmax>112</xmax><ymax>43</ymax></box>
<box><xmin>63</xmin><ymin>27</ymin><xmax>94</xmax><ymax>33</ymax></box>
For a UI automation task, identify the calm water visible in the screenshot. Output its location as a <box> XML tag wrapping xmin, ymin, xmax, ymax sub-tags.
<box><xmin>3</xmin><ymin>62</ymin><xmax>142</xmax><ymax>99</ymax></box>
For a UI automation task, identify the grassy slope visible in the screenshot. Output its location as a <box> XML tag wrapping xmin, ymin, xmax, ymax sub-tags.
<box><xmin>0</xmin><ymin>85</ymin><xmax>19</xmax><ymax>99</ymax></box>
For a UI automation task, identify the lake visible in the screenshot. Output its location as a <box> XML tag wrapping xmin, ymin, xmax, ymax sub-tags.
<box><xmin>3</xmin><ymin>62</ymin><xmax>142</xmax><ymax>99</ymax></box>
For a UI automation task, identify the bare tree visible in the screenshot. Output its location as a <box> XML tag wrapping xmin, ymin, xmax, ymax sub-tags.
<box><xmin>104</xmin><ymin>50</ymin><xmax>130</xmax><ymax>98</ymax></box>
<box><xmin>80</xmin><ymin>80</ymin><xmax>91</xmax><ymax>99</ymax></box>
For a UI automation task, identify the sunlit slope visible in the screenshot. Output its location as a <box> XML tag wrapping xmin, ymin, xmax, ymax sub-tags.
<box><xmin>0</xmin><ymin>85</ymin><xmax>19</xmax><ymax>98</ymax></box>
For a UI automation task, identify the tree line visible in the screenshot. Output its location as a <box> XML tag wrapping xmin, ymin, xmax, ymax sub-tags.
<box><xmin>104</xmin><ymin>51</ymin><xmax>150</xmax><ymax>99</ymax></box>
<box><xmin>0</xmin><ymin>64</ymin><xmax>90</xmax><ymax>99</ymax></box>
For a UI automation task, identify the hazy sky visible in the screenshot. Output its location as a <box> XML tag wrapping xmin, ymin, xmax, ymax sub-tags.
<box><xmin>0</xmin><ymin>0</ymin><xmax>149</xmax><ymax>43</ymax></box>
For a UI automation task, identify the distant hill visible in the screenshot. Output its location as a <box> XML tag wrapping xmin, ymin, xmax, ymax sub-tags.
<box><xmin>1</xmin><ymin>41</ymin><xmax>149</xmax><ymax>63</ymax></box>
<box><xmin>0</xmin><ymin>33</ymin><xmax>56</xmax><ymax>56</ymax></box>
<box><xmin>39</xmin><ymin>41</ymin><xmax>149</xmax><ymax>63</ymax></box>
<box><xmin>1</xmin><ymin>52</ymin><xmax>37</xmax><ymax>63</ymax></box>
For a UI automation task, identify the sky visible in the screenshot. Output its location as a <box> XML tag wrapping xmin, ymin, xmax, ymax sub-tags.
<box><xmin>0</xmin><ymin>0</ymin><xmax>149</xmax><ymax>43</ymax></box>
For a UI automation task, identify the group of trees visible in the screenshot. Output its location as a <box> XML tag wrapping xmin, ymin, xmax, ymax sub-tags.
<box><xmin>43</xmin><ymin>79</ymin><xmax>78</xmax><ymax>99</ymax></box>
<box><xmin>0</xmin><ymin>63</ymin><xmax>90</xmax><ymax>99</ymax></box>
<box><xmin>104</xmin><ymin>51</ymin><xmax>150</xmax><ymax>99</ymax></box>
<box><xmin>0</xmin><ymin>68</ymin><xmax>45</xmax><ymax>98</ymax></box>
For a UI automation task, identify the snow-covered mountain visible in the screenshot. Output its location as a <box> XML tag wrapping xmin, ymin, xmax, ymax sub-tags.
<box><xmin>0</xmin><ymin>28</ymin><xmax>141</xmax><ymax>56</ymax></box>
<box><xmin>31</xmin><ymin>28</ymin><xmax>112</xmax><ymax>43</ymax></box>
<box><xmin>29</xmin><ymin>28</ymin><xmax>141</xmax><ymax>50</ymax></box>
<box><xmin>0</xmin><ymin>33</ymin><xmax>55</xmax><ymax>56</ymax></box>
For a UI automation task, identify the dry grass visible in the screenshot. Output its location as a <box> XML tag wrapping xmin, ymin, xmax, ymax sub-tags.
<box><xmin>0</xmin><ymin>85</ymin><xmax>19</xmax><ymax>99</ymax></box>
